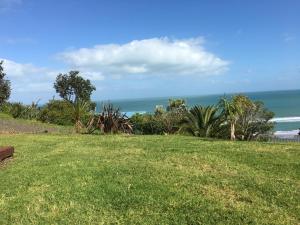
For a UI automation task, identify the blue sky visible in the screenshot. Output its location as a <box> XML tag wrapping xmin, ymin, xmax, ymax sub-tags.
<box><xmin>0</xmin><ymin>0</ymin><xmax>299</xmax><ymax>103</ymax></box>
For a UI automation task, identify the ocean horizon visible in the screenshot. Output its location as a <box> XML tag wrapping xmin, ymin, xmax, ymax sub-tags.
<box><xmin>96</xmin><ymin>89</ymin><xmax>300</xmax><ymax>132</ymax></box>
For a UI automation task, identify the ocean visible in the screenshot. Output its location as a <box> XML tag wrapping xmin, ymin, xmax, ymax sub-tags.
<box><xmin>96</xmin><ymin>89</ymin><xmax>300</xmax><ymax>131</ymax></box>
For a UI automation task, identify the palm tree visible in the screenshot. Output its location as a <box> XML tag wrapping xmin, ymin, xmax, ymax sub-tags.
<box><xmin>218</xmin><ymin>97</ymin><xmax>242</xmax><ymax>141</ymax></box>
<box><xmin>180</xmin><ymin>105</ymin><xmax>221</xmax><ymax>137</ymax></box>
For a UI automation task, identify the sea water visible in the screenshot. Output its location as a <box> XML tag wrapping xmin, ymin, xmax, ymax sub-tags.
<box><xmin>96</xmin><ymin>89</ymin><xmax>300</xmax><ymax>131</ymax></box>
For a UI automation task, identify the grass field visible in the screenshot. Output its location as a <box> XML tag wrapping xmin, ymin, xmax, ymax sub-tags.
<box><xmin>0</xmin><ymin>134</ymin><xmax>299</xmax><ymax>224</ymax></box>
<box><xmin>0</xmin><ymin>113</ymin><xmax>72</xmax><ymax>134</ymax></box>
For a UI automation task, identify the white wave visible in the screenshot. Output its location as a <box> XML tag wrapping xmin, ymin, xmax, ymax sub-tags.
<box><xmin>270</xmin><ymin>117</ymin><xmax>300</xmax><ymax>123</ymax></box>
<box><xmin>274</xmin><ymin>130</ymin><xmax>299</xmax><ymax>135</ymax></box>
<box><xmin>274</xmin><ymin>130</ymin><xmax>299</xmax><ymax>138</ymax></box>
<box><xmin>123</xmin><ymin>111</ymin><xmax>147</xmax><ymax>117</ymax></box>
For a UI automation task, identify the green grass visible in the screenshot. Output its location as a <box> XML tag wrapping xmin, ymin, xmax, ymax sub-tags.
<box><xmin>0</xmin><ymin>112</ymin><xmax>12</xmax><ymax>119</ymax></box>
<box><xmin>0</xmin><ymin>134</ymin><xmax>299</xmax><ymax>224</ymax></box>
<box><xmin>0</xmin><ymin>113</ymin><xmax>72</xmax><ymax>134</ymax></box>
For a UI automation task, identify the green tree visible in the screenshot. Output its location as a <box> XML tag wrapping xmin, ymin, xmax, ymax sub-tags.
<box><xmin>0</xmin><ymin>61</ymin><xmax>11</xmax><ymax>106</ymax></box>
<box><xmin>180</xmin><ymin>105</ymin><xmax>221</xmax><ymax>137</ymax></box>
<box><xmin>235</xmin><ymin>100</ymin><xmax>274</xmax><ymax>140</ymax></box>
<box><xmin>167</xmin><ymin>99</ymin><xmax>187</xmax><ymax>112</ymax></box>
<box><xmin>54</xmin><ymin>71</ymin><xmax>96</xmax><ymax>104</ymax></box>
<box><xmin>218</xmin><ymin>96</ymin><xmax>243</xmax><ymax>141</ymax></box>
<box><xmin>54</xmin><ymin>71</ymin><xmax>96</xmax><ymax>132</ymax></box>
<box><xmin>154</xmin><ymin>105</ymin><xmax>165</xmax><ymax>116</ymax></box>
<box><xmin>219</xmin><ymin>95</ymin><xmax>274</xmax><ymax>141</ymax></box>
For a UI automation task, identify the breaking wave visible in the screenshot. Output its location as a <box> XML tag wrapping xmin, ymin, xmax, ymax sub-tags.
<box><xmin>270</xmin><ymin>117</ymin><xmax>300</xmax><ymax>123</ymax></box>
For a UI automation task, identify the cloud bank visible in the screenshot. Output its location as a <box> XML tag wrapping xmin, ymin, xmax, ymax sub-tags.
<box><xmin>1</xmin><ymin>37</ymin><xmax>230</xmax><ymax>102</ymax></box>
<box><xmin>0</xmin><ymin>58</ymin><xmax>48</xmax><ymax>77</ymax></box>
<box><xmin>59</xmin><ymin>37</ymin><xmax>229</xmax><ymax>78</ymax></box>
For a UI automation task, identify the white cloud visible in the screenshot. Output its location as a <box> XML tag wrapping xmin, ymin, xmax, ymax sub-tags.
<box><xmin>1</xmin><ymin>58</ymin><xmax>105</xmax><ymax>82</ymax></box>
<box><xmin>58</xmin><ymin>37</ymin><xmax>229</xmax><ymax>78</ymax></box>
<box><xmin>0</xmin><ymin>58</ymin><xmax>48</xmax><ymax>77</ymax></box>
<box><xmin>14</xmin><ymin>82</ymin><xmax>53</xmax><ymax>93</ymax></box>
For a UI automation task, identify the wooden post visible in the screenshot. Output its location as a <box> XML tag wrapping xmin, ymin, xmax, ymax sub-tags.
<box><xmin>0</xmin><ymin>146</ymin><xmax>14</xmax><ymax>161</ymax></box>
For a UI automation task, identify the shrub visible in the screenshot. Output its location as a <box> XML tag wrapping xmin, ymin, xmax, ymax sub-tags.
<box><xmin>86</xmin><ymin>103</ymin><xmax>132</xmax><ymax>134</ymax></box>
<box><xmin>9</xmin><ymin>102</ymin><xmax>25</xmax><ymax>118</ymax></box>
<box><xmin>130</xmin><ymin>112</ymin><xmax>184</xmax><ymax>135</ymax></box>
<box><xmin>180</xmin><ymin>105</ymin><xmax>223</xmax><ymax>137</ymax></box>
<box><xmin>130</xmin><ymin>113</ymin><xmax>165</xmax><ymax>135</ymax></box>
<box><xmin>0</xmin><ymin>102</ymin><xmax>40</xmax><ymax>119</ymax></box>
<box><xmin>38</xmin><ymin>100</ymin><xmax>74</xmax><ymax>125</ymax></box>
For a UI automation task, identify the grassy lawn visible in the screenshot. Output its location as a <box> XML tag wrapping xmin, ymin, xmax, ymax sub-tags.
<box><xmin>0</xmin><ymin>113</ymin><xmax>72</xmax><ymax>134</ymax></box>
<box><xmin>0</xmin><ymin>134</ymin><xmax>299</xmax><ymax>224</ymax></box>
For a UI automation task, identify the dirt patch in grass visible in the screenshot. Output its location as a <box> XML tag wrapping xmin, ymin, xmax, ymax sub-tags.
<box><xmin>0</xmin><ymin>157</ymin><xmax>13</xmax><ymax>169</ymax></box>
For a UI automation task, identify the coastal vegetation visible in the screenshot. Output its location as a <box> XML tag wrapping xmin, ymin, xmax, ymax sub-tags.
<box><xmin>0</xmin><ymin>65</ymin><xmax>275</xmax><ymax>139</ymax></box>
<box><xmin>0</xmin><ymin>61</ymin><xmax>11</xmax><ymax>106</ymax></box>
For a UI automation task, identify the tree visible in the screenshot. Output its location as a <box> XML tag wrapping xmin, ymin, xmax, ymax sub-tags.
<box><xmin>167</xmin><ymin>99</ymin><xmax>187</xmax><ymax>112</ymax></box>
<box><xmin>218</xmin><ymin>96</ymin><xmax>243</xmax><ymax>141</ymax></box>
<box><xmin>236</xmin><ymin>100</ymin><xmax>274</xmax><ymax>140</ymax></box>
<box><xmin>0</xmin><ymin>61</ymin><xmax>11</xmax><ymax>106</ymax></box>
<box><xmin>154</xmin><ymin>105</ymin><xmax>165</xmax><ymax>116</ymax></box>
<box><xmin>180</xmin><ymin>105</ymin><xmax>222</xmax><ymax>138</ymax></box>
<box><xmin>54</xmin><ymin>71</ymin><xmax>96</xmax><ymax>132</ymax></box>
<box><xmin>219</xmin><ymin>95</ymin><xmax>274</xmax><ymax>141</ymax></box>
<box><xmin>54</xmin><ymin>71</ymin><xmax>96</xmax><ymax>104</ymax></box>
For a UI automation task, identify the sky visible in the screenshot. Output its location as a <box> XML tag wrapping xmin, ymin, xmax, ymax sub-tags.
<box><xmin>0</xmin><ymin>0</ymin><xmax>299</xmax><ymax>103</ymax></box>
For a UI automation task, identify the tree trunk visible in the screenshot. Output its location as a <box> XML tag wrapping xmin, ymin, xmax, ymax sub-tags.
<box><xmin>230</xmin><ymin>122</ymin><xmax>236</xmax><ymax>141</ymax></box>
<box><xmin>75</xmin><ymin>119</ymin><xmax>83</xmax><ymax>133</ymax></box>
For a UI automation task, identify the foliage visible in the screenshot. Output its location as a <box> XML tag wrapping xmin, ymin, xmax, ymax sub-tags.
<box><xmin>72</xmin><ymin>100</ymin><xmax>94</xmax><ymax>133</ymax></box>
<box><xmin>218</xmin><ymin>96</ymin><xmax>242</xmax><ymax>140</ymax></box>
<box><xmin>235</xmin><ymin>100</ymin><xmax>275</xmax><ymax>140</ymax></box>
<box><xmin>131</xmin><ymin>99</ymin><xmax>187</xmax><ymax>135</ymax></box>
<box><xmin>38</xmin><ymin>100</ymin><xmax>74</xmax><ymax>125</ymax></box>
<box><xmin>0</xmin><ymin>61</ymin><xmax>11</xmax><ymax>106</ymax></box>
<box><xmin>54</xmin><ymin>71</ymin><xmax>96</xmax><ymax>103</ymax></box>
<box><xmin>87</xmin><ymin>103</ymin><xmax>133</xmax><ymax>134</ymax></box>
<box><xmin>159</xmin><ymin>110</ymin><xmax>184</xmax><ymax>134</ymax></box>
<box><xmin>7</xmin><ymin>102</ymin><xmax>25</xmax><ymax>118</ymax></box>
<box><xmin>167</xmin><ymin>98</ymin><xmax>187</xmax><ymax>112</ymax></box>
<box><xmin>218</xmin><ymin>95</ymin><xmax>274</xmax><ymax>140</ymax></box>
<box><xmin>53</xmin><ymin>71</ymin><xmax>96</xmax><ymax>132</ymax></box>
<box><xmin>136</xmin><ymin>98</ymin><xmax>188</xmax><ymax>135</ymax></box>
<box><xmin>180</xmin><ymin>105</ymin><xmax>222</xmax><ymax>137</ymax></box>
<box><xmin>130</xmin><ymin>113</ymin><xmax>165</xmax><ymax>135</ymax></box>
<box><xmin>0</xmin><ymin>101</ymin><xmax>40</xmax><ymax>120</ymax></box>
<box><xmin>154</xmin><ymin>105</ymin><xmax>165</xmax><ymax>116</ymax></box>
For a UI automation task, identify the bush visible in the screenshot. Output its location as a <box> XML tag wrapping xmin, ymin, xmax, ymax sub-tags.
<box><xmin>130</xmin><ymin>113</ymin><xmax>162</xmax><ymax>134</ymax></box>
<box><xmin>38</xmin><ymin>100</ymin><xmax>74</xmax><ymax>125</ymax></box>
<box><xmin>0</xmin><ymin>102</ymin><xmax>40</xmax><ymax>119</ymax></box>
<box><xmin>10</xmin><ymin>102</ymin><xmax>26</xmax><ymax>118</ymax></box>
<box><xmin>0</xmin><ymin>102</ymin><xmax>13</xmax><ymax>115</ymax></box>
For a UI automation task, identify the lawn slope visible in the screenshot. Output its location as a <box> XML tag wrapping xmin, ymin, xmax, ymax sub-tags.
<box><xmin>0</xmin><ymin>113</ymin><xmax>72</xmax><ymax>134</ymax></box>
<box><xmin>0</xmin><ymin>134</ymin><xmax>299</xmax><ymax>224</ymax></box>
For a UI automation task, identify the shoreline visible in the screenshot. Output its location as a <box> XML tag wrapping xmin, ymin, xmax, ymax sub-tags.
<box><xmin>274</xmin><ymin>130</ymin><xmax>300</xmax><ymax>139</ymax></box>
